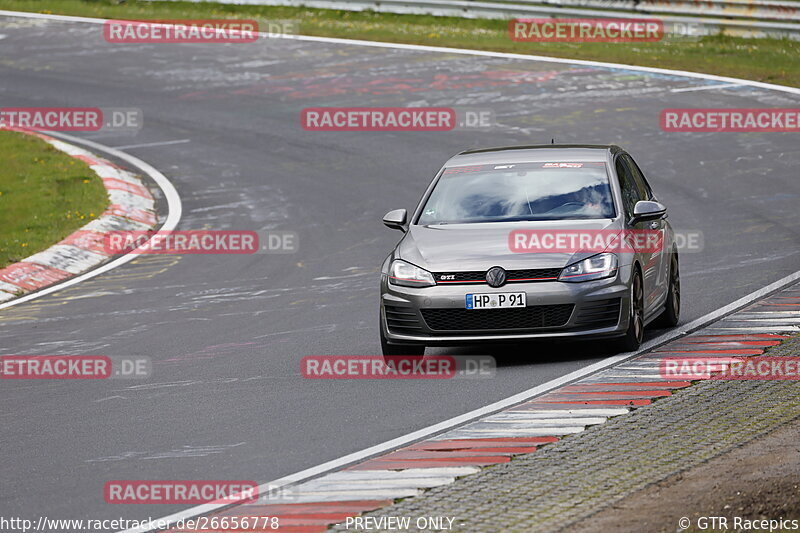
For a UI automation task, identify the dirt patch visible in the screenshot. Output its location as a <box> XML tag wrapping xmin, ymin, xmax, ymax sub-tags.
<box><xmin>568</xmin><ymin>417</ymin><xmax>800</xmax><ymax>532</ymax></box>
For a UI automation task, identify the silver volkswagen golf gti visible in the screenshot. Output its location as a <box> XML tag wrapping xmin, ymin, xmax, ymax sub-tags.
<box><xmin>379</xmin><ymin>145</ymin><xmax>680</xmax><ymax>355</ymax></box>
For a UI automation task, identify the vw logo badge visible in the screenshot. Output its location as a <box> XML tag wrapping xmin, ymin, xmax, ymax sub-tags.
<box><xmin>485</xmin><ymin>266</ymin><xmax>507</xmax><ymax>288</ymax></box>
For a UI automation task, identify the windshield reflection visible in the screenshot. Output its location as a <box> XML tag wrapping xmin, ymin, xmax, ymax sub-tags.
<box><xmin>418</xmin><ymin>162</ymin><xmax>615</xmax><ymax>225</ymax></box>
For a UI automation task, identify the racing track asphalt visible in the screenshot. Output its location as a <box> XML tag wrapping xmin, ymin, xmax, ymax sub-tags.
<box><xmin>0</xmin><ymin>14</ymin><xmax>799</xmax><ymax>524</ymax></box>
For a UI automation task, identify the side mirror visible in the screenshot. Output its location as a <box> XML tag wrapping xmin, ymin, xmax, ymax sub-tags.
<box><xmin>630</xmin><ymin>200</ymin><xmax>667</xmax><ymax>225</ymax></box>
<box><xmin>382</xmin><ymin>209</ymin><xmax>407</xmax><ymax>232</ymax></box>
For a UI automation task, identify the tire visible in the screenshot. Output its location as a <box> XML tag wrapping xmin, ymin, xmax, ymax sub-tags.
<box><xmin>653</xmin><ymin>252</ymin><xmax>680</xmax><ymax>328</ymax></box>
<box><xmin>610</xmin><ymin>269</ymin><xmax>644</xmax><ymax>353</ymax></box>
<box><xmin>380</xmin><ymin>311</ymin><xmax>425</xmax><ymax>356</ymax></box>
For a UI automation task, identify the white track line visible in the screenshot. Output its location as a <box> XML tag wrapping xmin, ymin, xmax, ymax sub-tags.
<box><xmin>113</xmin><ymin>139</ymin><xmax>191</xmax><ymax>150</ymax></box>
<box><xmin>0</xmin><ymin>131</ymin><xmax>182</xmax><ymax>311</ymax></box>
<box><xmin>0</xmin><ymin>9</ymin><xmax>797</xmax><ymax>533</ymax></box>
<box><xmin>671</xmin><ymin>83</ymin><xmax>743</xmax><ymax>93</ymax></box>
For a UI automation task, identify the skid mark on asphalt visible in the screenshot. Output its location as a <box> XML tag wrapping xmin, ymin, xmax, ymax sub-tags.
<box><xmin>252</xmin><ymin>324</ymin><xmax>337</xmax><ymax>340</ymax></box>
<box><xmin>181</xmin><ymin>182</ymin><xmax>290</xmax><ymax>227</ymax></box>
<box><xmin>16</xmin><ymin>273</ymin><xmax>375</xmax><ymax>319</ymax></box>
<box><xmin>163</xmin><ymin>37</ymin><xmax>760</xmax><ymax>108</ymax></box>
<box><xmin>313</xmin><ymin>271</ymin><xmax>372</xmax><ymax>281</ymax></box>
<box><xmin>159</xmin><ymin>342</ymin><xmax>258</xmax><ymax>364</ymax></box>
<box><xmin>85</xmin><ymin>442</ymin><xmax>246</xmax><ymax>463</ymax></box>
<box><xmin>95</xmin><ymin>374</ymin><xmax>294</xmax><ymax>403</ymax></box>
<box><xmin>0</xmin><ymin>256</ymin><xmax>181</xmax><ymax>329</ymax></box>
<box><xmin>29</xmin><ymin>339</ymin><xmax>111</xmax><ymax>354</ymax></box>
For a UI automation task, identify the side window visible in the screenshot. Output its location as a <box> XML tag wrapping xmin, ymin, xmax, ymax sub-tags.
<box><xmin>615</xmin><ymin>157</ymin><xmax>640</xmax><ymax>218</ymax></box>
<box><xmin>624</xmin><ymin>154</ymin><xmax>654</xmax><ymax>201</ymax></box>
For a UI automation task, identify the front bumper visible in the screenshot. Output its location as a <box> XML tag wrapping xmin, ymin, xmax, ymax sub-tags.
<box><xmin>380</xmin><ymin>271</ymin><xmax>631</xmax><ymax>346</ymax></box>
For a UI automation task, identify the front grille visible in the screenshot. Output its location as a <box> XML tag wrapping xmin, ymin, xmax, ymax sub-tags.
<box><xmin>434</xmin><ymin>268</ymin><xmax>561</xmax><ymax>285</ymax></box>
<box><xmin>421</xmin><ymin>304</ymin><xmax>574</xmax><ymax>332</ymax></box>
<box><xmin>384</xmin><ymin>304</ymin><xmax>424</xmax><ymax>333</ymax></box>
<box><xmin>573</xmin><ymin>298</ymin><xmax>621</xmax><ymax>329</ymax></box>
<box><xmin>507</xmin><ymin>268</ymin><xmax>562</xmax><ymax>281</ymax></box>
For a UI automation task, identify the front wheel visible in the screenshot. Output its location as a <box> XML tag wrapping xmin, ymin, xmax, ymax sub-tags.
<box><xmin>610</xmin><ymin>269</ymin><xmax>644</xmax><ymax>353</ymax></box>
<box><xmin>380</xmin><ymin>312</ymin><xmax>425</xmax><ymax>356</ymax></box>
<box><xmin>653</xmin><ymin>253</ymin><xmax>680</xmax><ymax>328</ymax></box>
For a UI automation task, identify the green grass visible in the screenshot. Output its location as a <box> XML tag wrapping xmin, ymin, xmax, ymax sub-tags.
<box><xmin>0</xmin><ymin>130</ymin><xmax>109</xmax><ymax>268</ymax></box>
<box><xmin>1</xmin><ymin>0</ymin><xmax>798</xmax><ymax>87</ymax></box>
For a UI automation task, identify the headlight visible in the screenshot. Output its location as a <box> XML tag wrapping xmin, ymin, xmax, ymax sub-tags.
<box><xmin>389</xmin><ymin>259</ymin><xmax>436</xmax><ymax>288</ymax></box>
<box><xmin>559</xmin><ymin>253</ymin><xmax>618</xmax><ymax>282</ymax></box>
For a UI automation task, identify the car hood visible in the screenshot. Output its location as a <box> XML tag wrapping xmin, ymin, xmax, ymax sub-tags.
<box><xmin>397</xmin><ymin>219</ymin><xmax>621</xmax><ymax>271</ymax></box>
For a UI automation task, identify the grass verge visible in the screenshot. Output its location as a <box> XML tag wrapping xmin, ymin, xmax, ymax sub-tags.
<box><xmin>0</xmin><ymin>130</ymin><xmax>109</xmax><ymax>268</ymax></box>
<box><xmin>0</xmin><ymin>0</ymin><xmax>798</xmax><ymax>87</ymax></box>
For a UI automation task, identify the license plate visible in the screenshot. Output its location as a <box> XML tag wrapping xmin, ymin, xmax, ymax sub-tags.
<box><xmin>466</xmin><ymin>292</ymin><xmax>526</xmax><ymax>309</ymax></box>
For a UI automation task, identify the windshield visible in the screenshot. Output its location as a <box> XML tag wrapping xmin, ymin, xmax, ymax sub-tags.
<box><xmin>417</xmin><ymin>161</ymin><xmax>615</xmax><ymax>225</ymax></box>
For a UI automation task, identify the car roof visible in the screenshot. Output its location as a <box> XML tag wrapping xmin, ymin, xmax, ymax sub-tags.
<box><xmin>445</xmin><ymin>144</ymin><xmax>622</xmax><ymax>167</ymax></box>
